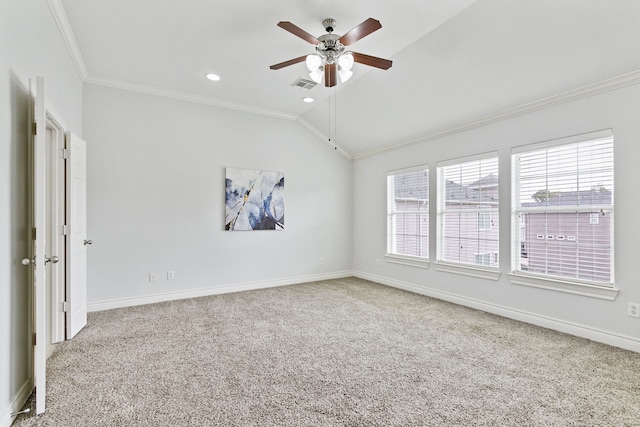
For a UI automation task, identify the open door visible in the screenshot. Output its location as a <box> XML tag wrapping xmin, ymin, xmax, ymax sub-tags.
<box><xmin>66</xmin><ymin>132</ymin><xmax>88</xmax><ymax>338</ymax></box>
<box><xmin>23</xmin><ymin>76</ymin><xmax>48</xmax><ymax>415</ymax></box>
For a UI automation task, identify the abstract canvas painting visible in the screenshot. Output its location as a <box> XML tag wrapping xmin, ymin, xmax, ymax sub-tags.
<box><xmin>225</xmin><ymin>168</ymin><xmax>285</xmax><ymax>231</ymax></box>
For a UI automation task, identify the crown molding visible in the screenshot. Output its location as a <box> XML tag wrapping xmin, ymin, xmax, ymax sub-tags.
<box><xmin>46</xmin><ymin>0</ymin><xmax>88</xmax><ymax>80</ymax></box>
<box><xmin>295</xmin><ymin>118</ymin><xmax>353</xmax><ymax>160</ymax></box>
<box><xmin>85</xmin><ymin>75</ymin><xmax>354</xmax><ymax>159</ymax></box>
<box><xmin>352</xmin><ymin>69</ymin><xmax>640</xmax><ymax>160</ymax></box>
<box><xmin>50</xmin><ymin>0</ymin><xmax>639</xmax><ymax>161</ymax></box>
<box><xmin>84</xmin><ymin>76</ymin><xmax>299</xmax><ymax>121</ymax></box>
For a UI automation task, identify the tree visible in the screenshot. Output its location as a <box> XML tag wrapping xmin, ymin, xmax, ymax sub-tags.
<box><xmin>532</xmin><ymin>189</ymin><xmax>559</xmax><ymax>203</ymax></box>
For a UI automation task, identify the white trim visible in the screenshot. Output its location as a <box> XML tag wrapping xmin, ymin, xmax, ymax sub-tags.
<box><xmin>295</xmin><ymin>117</ymin><xmax>353</xmax><ymax>160</ymax></box>
<box><xmin>46</xmin><ymin>0</ymin><xmax>88</xmax><ymax>79</ymax></box>
<box><xmin>0</xmin><ymin>379</ymin><xmax>32</xmax><ymax>427</ymax></box>
<box><xmin>385</xmin><ymin>254</ymin><xmax>430</xmax><ymax>269</ymax></box>
<box><xmin>87</xmin><ymin>271</ymin><xmax>353</xmax><ymax>312</ymax></box>
<box><xmin>353</xmin><ymin>69</ymin><xmax>640</xmax><ymax>160</ymax></box>
<box><xmin>84</xmin><ymin>76</ymin><xmax>299</xmax><ymax>122</ymax></box>
<box><xmin>434</xmin><ymin>261</ymin><xmax>501</xmax><ymax>280</ymax></box>
<box><xmin>508</xmin><ymin>273</ymin><xmax>618</xmax><ymax>301</ymax></box>
<box><xmin>77</xmin><ymin>79</ymin><xmax>353</xmax><ymax>161</ymax></box>
<box><xmin>354</xmin><ymin>271</ymin><xmax>640</xmax><ymax>353</ymax></box>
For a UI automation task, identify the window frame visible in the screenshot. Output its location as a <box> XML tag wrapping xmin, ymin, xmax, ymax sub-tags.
<box><xmin>386</xmin><ymin>165</ymin><xmax>430</xmax><ymax>268</ymax></box>
<box><xmin>435</xmin><ymin>152</ymin><xmax>501</xmax><ymax>280</ymax></box>
<box><xmin>509</xmin><ymin>129</ymin><xmax>618</xmax><ymax>300</ymax></box>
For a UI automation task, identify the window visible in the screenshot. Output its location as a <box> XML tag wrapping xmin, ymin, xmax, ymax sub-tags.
<box><xmin>474</xmin><ymin>252</ymin><xmax>498</xmax><ymax>266</ymax></box>
<box><xmin>387</xmin><ymin>167</ymin><xmax>429</xmax><ymax>261</ymax></box>
<box><xmin>437</xmin><ymin>153</ymin><xmax>499</xmax><ymax>271</ymax></box>
<box><xmin>511</xmin><ymin>129</ymin><xmax>614</xmax><ymax>293</ymax></box>
<box><xmin>477</xmin><ymin>212</ymin><xmax>492</xmax><ymax>230</ymax></box>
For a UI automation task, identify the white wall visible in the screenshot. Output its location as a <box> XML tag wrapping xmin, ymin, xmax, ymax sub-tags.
<box><xmin>0</xmin><ymin>1</ymin><xmax>83</xmax><ymax>425</ymax></box>
<box><xmin>82</xmin><ymin>84</ymin><xmax>353</xmax><ymax>308</ymax></box>
<box><xmin>1</xmin><ymin>3</ymin><xmax>637</xmax><ymax>424</ymax></box>
<box><xmin>353</xmin><ymin>83</ymin><xmax>640</xmax><ymax>350</ymax></box>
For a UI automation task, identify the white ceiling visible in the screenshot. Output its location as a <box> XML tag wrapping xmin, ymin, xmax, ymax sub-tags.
<box><xmin>58</xmin><ymin>0</ymin><xmax>640</xmax><ymax>158</ymax></box>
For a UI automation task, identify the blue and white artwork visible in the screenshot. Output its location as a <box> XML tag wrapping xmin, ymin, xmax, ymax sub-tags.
<box><xmin>225</xmin><ymin>168</ymin><xmax>284</xmax><ymax>231</ymax></box>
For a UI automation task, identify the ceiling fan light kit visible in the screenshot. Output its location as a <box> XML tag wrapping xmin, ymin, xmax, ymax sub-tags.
<box><xmin>270</xmin><ymin>17</ymin><xmax>392</xmax><ymax>87</ymax></box>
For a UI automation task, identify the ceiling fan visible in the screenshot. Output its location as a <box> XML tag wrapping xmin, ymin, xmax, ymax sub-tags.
<box><xmin>270</xmin><ymin>18</ymin><xmax>393</xmax><ymax>87</ymax></box>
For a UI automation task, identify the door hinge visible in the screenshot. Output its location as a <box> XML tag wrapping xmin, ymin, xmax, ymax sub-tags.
<box><xmin>32</xmin><ymin>227</ymin><xmax>37</xmax><ymax>241</ymax></box>
<box><xmin>32</xmin><ymin>122</ymin><xmax>37</xmax><ymax>136</ymax></box>
<box><xmin>62</xmin><ymin>224</ymin><xmax>69</xmax><ymax>236</ymax></box>
<box><xmin>62</xmin><ymin>301</ymin><xmax>70</xmax><ymax>312</ymax></box>
<box><xmin>32</xmin><ymin>332</ymin><xmax>36</xmax><ymax>346</ymax></box>
<box><xmin>62</xmin><ymin>148</ymin><xmax>70</xmax><ymax>159</ymax></box>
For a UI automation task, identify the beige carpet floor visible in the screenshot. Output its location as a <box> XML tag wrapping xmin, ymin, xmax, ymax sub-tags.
<box><xmin>14</xmin><ymin>277</ymin><xmax>640</xmax><ymax>426</ymax></box>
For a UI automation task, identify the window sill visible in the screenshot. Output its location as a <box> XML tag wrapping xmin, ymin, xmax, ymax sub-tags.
<box><xmin>434</xmin><ymin>262</ymin><xmax>501</xmax><ymax>280</ymax></box>
<box><xmin>508</xmin><ymin>272</ymin><xmax>619</xmax><ymax>301</ymax></box>
<box><xmin>385</xmin><ymin>254</ymin><xmax>430</xmax><ymax>269</ymax></box>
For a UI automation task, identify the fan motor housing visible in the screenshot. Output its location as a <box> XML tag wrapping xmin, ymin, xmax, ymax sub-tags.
<box><xmin>317</xmin><ymin>34</ymin><xmax>344</xmax><ymax>63</ymax></box>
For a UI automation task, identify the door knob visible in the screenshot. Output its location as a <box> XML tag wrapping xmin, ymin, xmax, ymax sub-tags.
<box><xmin>21</xmin><ymin>257</ymin><xmax>35</xmax><ymax>266</ymax></box>
<box><xmin>45</xmin><ymin>255</ymin><xmax>60</xmax><ymax>264</ymax></box>
<box><xmin>84</xmin><ymin>239</ymin><xmax>93</xmax><ymax>246</ymax></box>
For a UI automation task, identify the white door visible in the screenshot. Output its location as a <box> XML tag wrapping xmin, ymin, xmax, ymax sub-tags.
<box><xmin>66</xmin><ymin>132</ymin><xmax>88</xmax><ymax>338</ymax></box>
<box><xmin>24</xmin><ymin>76</ymin><xmax>48</xmax><ymax>415</ymax></box>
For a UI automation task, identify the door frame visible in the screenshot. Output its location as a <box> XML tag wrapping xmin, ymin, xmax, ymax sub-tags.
<box><xmin>45</xmin><ymin>111</ymin><xmax>67</xmax><ymax>351</ymax></box>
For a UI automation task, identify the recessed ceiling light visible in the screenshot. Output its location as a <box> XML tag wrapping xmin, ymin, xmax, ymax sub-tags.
<box><xmin>205</xmin><ymin>73</ymin><xmax>220</xmax><ymax>81</ymax></box>
<box><xmin>302</xmin><ymin>97</ymin><xmax>314</xmax><ymax>103</ymax></box>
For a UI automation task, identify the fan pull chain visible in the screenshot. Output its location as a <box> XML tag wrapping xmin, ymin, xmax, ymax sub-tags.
<box><xmin>327</xmin><ymin>87</ymin><xmax>338</xmax><ymax>152</ymax></box>
<box><xmin>328</xmin><ymin>87</ymin><xmax>331</xmax><ymax>145</ymax></box>
<box><xmin>334</xmin><ymin>89</ymin><xmax>337</xmax><ymax>151</ymax></box>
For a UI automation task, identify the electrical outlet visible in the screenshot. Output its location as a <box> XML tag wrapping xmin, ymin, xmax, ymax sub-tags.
<box><xmin>149</xmin><ymin>273</ymin><xmax>156</xmax><ymax>282</ymax></box>
<box><xmin>167</xmin><ymin>271</ymin><xmax>175</xmax><ymax>280</ymax></box>
<box><xmin>628</xmin><ymin>302</ymin><xmax>640</xmax><ymax>318</ymax></box>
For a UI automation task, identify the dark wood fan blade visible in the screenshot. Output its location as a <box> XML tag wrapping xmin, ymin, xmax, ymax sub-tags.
<box><xmin>352</xmin><ymin>52</ymin><xmax>393</xmax><ymax>70</ymax></box>
<box><xmin>277</xmin><ymin>21</ymin><xmax>321</xmax><ymax>45</ymax></box>
<box><xmin>325</xmin><ymin>63</ymin><xmax>337</xmax><ymax>87</ymax></box>
<box><xmin>270</xmin><ymin>55</ymin><xmax>308</xmax><ymax>70</ymax></box>
<box><xmin>338</xmin><ymin>18</ymin><xmax>382</xmax><ymax>46</ymax></box>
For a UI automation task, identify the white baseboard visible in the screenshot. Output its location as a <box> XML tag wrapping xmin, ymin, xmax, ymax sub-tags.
<box><xmin>88</xmin><ymin>270</ymin><xmax>639</xmax><ymax>352</ymax></box>
<box><xmin>88</xmin><ymin>271</ymin><xmax>354</xmax><ymax>312</ymax></box>
<box><xmin>355</xmin><ymin>271</ymin><xmax>640</xmax><ymax>353</ymax></box>
<box><xmin>0</xmin><ymin>379</ymin><xmax>32</xmax><ymax>427</ymax></box>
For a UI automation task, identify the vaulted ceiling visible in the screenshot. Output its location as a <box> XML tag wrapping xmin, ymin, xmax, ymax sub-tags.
<box><xmin>58</xmin><ymin>0</ymin><xmax>640</xmax><ymax>158</ymax></box>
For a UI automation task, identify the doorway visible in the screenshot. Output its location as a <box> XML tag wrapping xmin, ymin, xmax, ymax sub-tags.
<box><xmin>26</xmin><ymin>77</ymin><xmax>88</xmax><ymax>415</ymax></box>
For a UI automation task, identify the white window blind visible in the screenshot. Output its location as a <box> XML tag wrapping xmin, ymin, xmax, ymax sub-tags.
<box><xmin>512</xmin><ymin>130</ymin><xmax>614</xmax><ymax>285</ymax></box>
<box><xmin>437</xmin><ymin>153</ymin><xmax>499</xmax><ymax>268</ymax></box>
<box><xmin>387</xmin><ymin>167</ymin><xmax>429</xmax><ymax>259</ymax></box>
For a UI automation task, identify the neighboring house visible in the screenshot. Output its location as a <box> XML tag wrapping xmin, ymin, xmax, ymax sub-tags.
<box><xmin>467</xmin><ymin>173</ymin><xmax>499</xmax><ymax>199</ymax></box>
<box><xmin>392</xmin><ymin>175</ymin><xmax>499</xmax><ymax>267</ymax></box>
<box><xmin>518</xmin><ymin>189</ymin><xmax>612</xmax><ymax>283</ymax></box>
<box><xmin>440</xmin><ymin>179</ymin><xmax>499</xmax><ymax>267</ymax></box>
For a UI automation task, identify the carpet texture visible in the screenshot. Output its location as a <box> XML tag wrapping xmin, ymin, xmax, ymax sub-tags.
<box><xmin>14</xmin><ymin>277</ymin><xmax>640</xmax><ymax>426</ymax></box>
